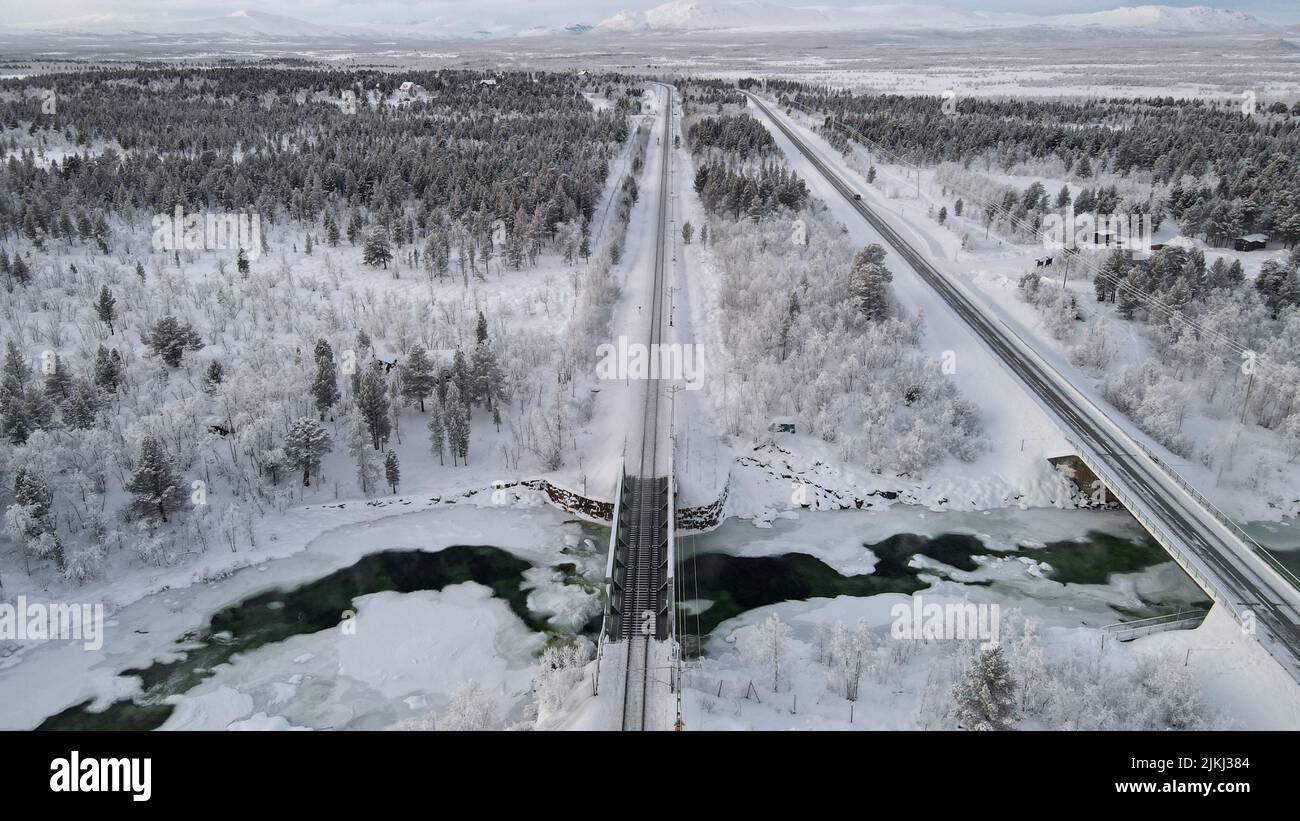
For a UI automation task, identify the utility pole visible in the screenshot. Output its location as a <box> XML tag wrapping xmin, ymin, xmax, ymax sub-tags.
<box><xmin>1239</xmin><ymin>368</ymin><xmax>1255</xmax><ymax>424</ymax></box>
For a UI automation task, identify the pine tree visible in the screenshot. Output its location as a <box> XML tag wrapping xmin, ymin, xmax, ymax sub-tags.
<box><xmin>143</xmin><ymin>316</ymin><xmax>202</xmax><ymax>367</ymax></box>
<box><xmin>11</xmin><ymin>467</ymin><xmax>62</xmax><ymax>570</ymax></box>
<box><xmin>682</xmin><ymin>221</ymin><xmax>693</xmax><ymax>244</ymax></box>
<box><xmin>1096</xmin><ymin>249</ymin><xmax>1127</xmax><ymax>303</ymax></box>
<box><xmin>347</xmin><ymin>210</ymin><xmax>364</xmax><ymax>245</ymax></box>
<box><xmin>400</xmin><ymin>345</ymin><xmax>437</xmax><ymax>412</ymax></box>
<box><xmin>357</xmin><ymin>363</ymin><xmax>391</xmax><ymax>450</ymax></box>
<box><xmin>451</xmin><ymin>348</ymin><xmax>473</xmax><ymax>403</ymax></box>
<box><xmin>1</xmin><ymin>340</ymin><xmax>38</xmax><ymax>444</ymax></box>
<box><xmin>126</xmin><ymin>435</ymin><xmax>187</xmax><ymax>523</ymax></box>
<box><xmin>445</xmin><ymin>383</ymin><xmax>470</xmax><ymax>466</ymax></box>
<box><xmin>475</xmin><ymin>311</ymin><xmax>489</xmax><ymax>345</ymax></box>
<box><xmin>471</xmin><ymin>342</ymin><xmax>506</xmax><ymax>412</ymax></box>
<box><xmin>427</xmin><ymin>402</ymin><xmax>446</xmax><ymax>466</ymax></box>
<box><xmin>62</xmin><ymin>380</ymin><xmax>100</xmax><ymax>430</ymax></box>
<box><xmin>324</xmin><ymin>211</ymin><xmax>340</xmax><ymax>246</ymax></box>
<box><xmin>848</xmin><ymin>244</ymin><xmax>893</xmax><ymax>321</ymax></box>
<box><xmin>346</xmin><ymin>407</ymin><xmax>379</xmax><ymax>495</ymax></box>
<box><xmin>94</xmin><ymin>345</ymin><xmax>122</xmax><ymax>395</ymax></box>
<box><xmin>236</xmin><ymin>248</ymin><xmax>250</xmax><ymax>275</ymax></box>
<box><xmin>95</xmin><ymin>285</ymin><xmax>117</xmax><ymax>334</ymax></box>
<box><xmin>363</xmin><ymin>225</ymin><xmax>393</xmax><ymax>268</ymax></box>
<box><xmin>284</xmin><ymin>417</ymin><xmax>332</xmax><ymax>487</ymax></box>
<box><xmin>952</xmin><ymin>643</ymin><xmax>1017</xmax><ymax>730</ymax></box>
<box><xmin>384</xmin><ymin>449</ymin><xmax>400</xmax><ymax>493</ymax></box>
<box><xmin>10</xmin><ymin>252</ymin><xmax>32</xmax><ymax>285</ymax></box>
<box><xmin>42</xmin><ymin>354</ymin><xmax>71</xmax><ymax>402</ymax></box>
<box><xmin>311</xmin><ymin>339</ymin><xmax>340</xmax><ymax>420</ymax></box>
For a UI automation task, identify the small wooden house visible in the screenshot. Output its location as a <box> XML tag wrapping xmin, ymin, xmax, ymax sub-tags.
<box><xmin>1234</xmin><ymin>233</ymin><xmax>1268</xmax><ymax>252</ymax></box>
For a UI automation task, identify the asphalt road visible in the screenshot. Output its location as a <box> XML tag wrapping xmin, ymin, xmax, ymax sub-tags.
<box><xmin>746</xmin><ymin>91</ymin><xmax>1300</xmax><ymax>683</ymax></box>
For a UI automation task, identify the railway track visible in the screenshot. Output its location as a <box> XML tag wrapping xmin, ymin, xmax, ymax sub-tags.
<box><xmin>619</xmin><ymin>83</ymin><xmax>674</xmax><ymax>731</ymax></box>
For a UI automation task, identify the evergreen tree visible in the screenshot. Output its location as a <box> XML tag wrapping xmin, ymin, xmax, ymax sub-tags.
<box><xmin>284</xmin><ymin>417</ymin><xmax>332</xmax><ymax>487</ymax></box>
<box><xmin>346</xmin><ymin>407</ymin><xmax>379</xmax><ymax>495</ymax></box>
<box><xmin>236</xmin><ymin>248</ymin><xmax>250</xmax><ymax>275</ymax></box>
<box><xmin>42</xmin><ymin>354</ymin><xmax>71</xmax><ymax>402</ymax></box>
<box><xmin>62</xmin><ymin>380</ymin><xmax>100</xmax><ymax>430</ymax></box>
<box><xmin>1096</xmin><ymin>249</ymin><xmax>1127</xmax><ymax>303</ymax></box>
<box><xmin>0</xmin><ymin>340</ymin><xmax>52</xmax><ymax>444</ymax></box>
<box><xmin>357</xmin><ymin>363</ymin><xmax>392</xmax><ymax>450</ymax></box>
<box><xmin>475</xmin><ymin>311</ymin><xmax>489</xmax><ymax>345</ymax></box>
<box><xmin>95</xmin><ymin>285</ymin><xmax>117</xmax><ymax>334</ymax></box>
<box><xmin>400</xmin><ymin>345</ymin><xmax>437</xmax><ymax>412</ymax></box>
<box><xmin>848</xmin><ymin>244</ymin><xmax>893</xmax><ymax>321</ymax></box>
<box><xmin>471</xmin><ymin>342</ymin><xmax>506</xmax><ymax>412</ymax></box>
<box><xmin>94</xmin><ymin>345</ymin><xmax>122</xmax><ymax>395</ymax></box>
<box><xmin>363</xmin><ymin>225</ymin><xmax>393</xmax><ymax>268</ymax></box>
<box><xmin>384</xmin><ymin>449</ymin><xmax>400</xmax><ymax>493</ymax></box>
<box><xmin>324</xmin><ymin>211</ymin><xmax>340</xmax><ymax>246</ymax></box>
<box><xmin>11</xmin><ymin>254</ymin><xmax>30</xmax><ymax>285</ymax></box>
<box><xmin>952</xmin><ymin>644</ymin><xmax>1017</xmax><ymax>730</ymax></box>
<box><xmin>347</xmin><ymin>210</ymin><xmax>364</xmax><ymax>245</ymax></box>
<box><xmin>126</xmin><ymin>435</ymin><xmax>187</xmax><ymax>523</ymax></box>
<box><xmin>427</xmin><ymin>402</ymin><xmax>446</xmax><ymax>466</ymax></box>
<box><xmin>11</xmin><ymin>467</ymin><xmax>62</xmax><ymax>570</ymax></box>
<box><xmin>451</xmin><ymin>348</ymin><xmax>473</xmax><ymax>403</ymax></box>
<box><xmin>311</xmin><ymin>339</ymin><xmax>340</xmax><ymax>420</ymax></box>
<box><xmin>143</xmin><ymin>316</ymin><xmax>202</xmax><ymax>367</ymax></box>
<box><xmin>445</xmin><ymin>383</ymin><xmax>470</xmax><ymax>466</ymax></box>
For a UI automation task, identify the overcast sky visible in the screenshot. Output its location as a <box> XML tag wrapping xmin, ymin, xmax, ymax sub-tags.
<box><xmin>10</xmin><ymin>0</ymin><xmax>1300</xmax><ymax>29</ymax></box>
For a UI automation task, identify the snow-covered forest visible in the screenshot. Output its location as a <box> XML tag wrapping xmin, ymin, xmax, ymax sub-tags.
<box><xmin>682</xmin><ymin>108</ymin><xmax>984</xmax><ymax>474</ymax></box>
<box><xmin>766</xmin><ymin>80</ymin><xmax>1300</xmax><ymax>518</ymax></box>
<box><xmin>0</xmin><ymin>67</ymin><xmax>645</xmax><ymax>590</ymax></box>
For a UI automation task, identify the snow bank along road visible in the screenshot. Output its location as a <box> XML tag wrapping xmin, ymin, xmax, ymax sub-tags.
<box><xmin>744</xmin><ymin>91</ymin><xmax>1300</xmax><ymax>684</ymax></box>
<box><xmin>617</xmin><ymin>83</ymin><xmax>675</xmax><ymax>731</ymax></box>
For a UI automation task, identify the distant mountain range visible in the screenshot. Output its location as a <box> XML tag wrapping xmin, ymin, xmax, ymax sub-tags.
<box><xmin>595</xmin><ymin>2</ymin><xmax>1266</xmax><ymax>34</ymax></box>
<box><xmin>0</xmin><ymin>4</ymin><xmax>1277</xmax><ymax>43</ymax></box>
